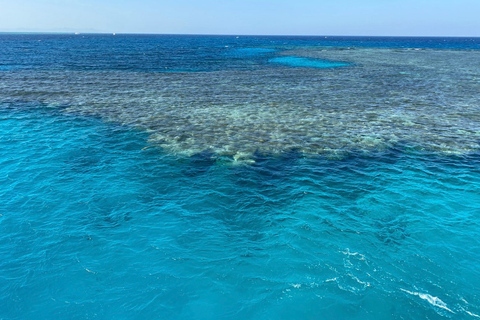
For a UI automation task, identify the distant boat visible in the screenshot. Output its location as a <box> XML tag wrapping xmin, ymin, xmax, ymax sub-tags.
<box><xmin>74</xmin><ymin>32</ymin><xmax>80</xmax><ymax>35</ymax></box>
<box><xmin>113</xmin><ymin>33</ymin><xmax>116</xmax><ymax>35</ymax></box>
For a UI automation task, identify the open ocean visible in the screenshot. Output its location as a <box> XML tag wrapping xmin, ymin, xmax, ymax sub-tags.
<box><xmin>1</xmin><ymin>34</ymin><xmax>480</xmax><ymax>319</ymax></box>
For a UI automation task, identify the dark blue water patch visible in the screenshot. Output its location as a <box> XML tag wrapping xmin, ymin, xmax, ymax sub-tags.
<box><xmin>150</xmin><ymin>67</ymin><xmax>207</xmax><ymax>73</ymax></box>
<box><xmin>269</xmin><ymin>56</ymin><xmax>351</xmax><ymax>68</ymax></box>
<box><xmin>0</xmin><ymin>34</ymin><xmax>279</xmax><ymax>73</ymax></box>
<box><xmin>179</xmin><ymin>150</ymin><xmax>218</xmax><ymax>177</ymax></box>
<box><xmin>226</xmin><ymin>47</ymin><xmax>277</xmax><ymax>57</ymax></box>
<box><xmin>0</xmin><ymin>34</ymin><xmax>478</xmax><ymax>73</ymax></box>
<box><xmin>279</xmin><ymin>35</ymin><xmax>480</xmax><ymax>50</ymax></box>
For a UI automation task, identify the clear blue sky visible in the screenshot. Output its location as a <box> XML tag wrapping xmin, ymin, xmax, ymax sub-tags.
<box><xmin>1</xmin><ymin>0</ymin><xmax>479</xmax><ymax>36</ymax></box>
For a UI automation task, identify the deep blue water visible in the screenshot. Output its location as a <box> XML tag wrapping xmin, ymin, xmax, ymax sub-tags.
<box><xmin>1</xmin><ymin>34</ymin><xmax>480</xmax><ymax>72</ymax></box>
<box><xmin>1</xmin><ymin>35</ymin><xmax>480</xmax><ymax>319</ymax></box>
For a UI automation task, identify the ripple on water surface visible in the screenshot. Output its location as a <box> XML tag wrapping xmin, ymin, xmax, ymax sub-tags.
<box><xmin>1</xmin><ymin>35</ymin><xmax>480</xmax><ymax>319</ymax></box>
<box><xmin>1</xmin><ymin>106</ymin><xmax>480</xmax><ymax>319</ymax></box>
<box><xmin>2</xmin><ymin>46</ymin><xmax>479</xmax><ymax>160</ymax></box>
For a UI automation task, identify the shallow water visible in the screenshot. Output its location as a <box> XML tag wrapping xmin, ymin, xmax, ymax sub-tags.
<box><xmin>1</xmin><ymin>35</ymin><xmax>480</xmax><ymax>159</ymax></box>
<box><xmin>1</xmin><ymin>35</ymin><xmax>480</xmax><ymax>319</ymax></box>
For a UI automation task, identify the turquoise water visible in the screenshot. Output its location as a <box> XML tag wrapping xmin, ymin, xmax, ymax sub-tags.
<box><xmin>1</xmin><ymin>35</ymin><xmax>480</xmax><ymax>319</ymax></box>
<box><xmin>269</xmin><ymin>56</ymin><xmax>350</xmax><ymax>68</ymax></box>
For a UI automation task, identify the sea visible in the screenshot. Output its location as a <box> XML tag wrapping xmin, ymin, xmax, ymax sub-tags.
<box><xmin>1</xmin><ymin>34</ymin><xmax>480</xmax><ymax>319</ymax></box>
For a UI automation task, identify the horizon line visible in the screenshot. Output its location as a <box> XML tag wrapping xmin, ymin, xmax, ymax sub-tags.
<box><xmin>1</xmin><ymin>31</ymin><xmax>480</xmax><ymax>38</ymax></box>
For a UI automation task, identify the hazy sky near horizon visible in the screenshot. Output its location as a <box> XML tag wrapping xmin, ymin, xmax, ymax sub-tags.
<box><xmin>0</xmin><ymin>0</ymin><xmax>479</xmax><ymax>36</ymax></box>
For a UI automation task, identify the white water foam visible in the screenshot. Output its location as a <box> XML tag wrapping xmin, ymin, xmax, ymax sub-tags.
<box><xmin>401</xmin><ymin>288</ymin><xmax>455</xmax><ymax>314</ymax></box>
<box><xmin>465</xmin><ymin>310</ymin><xmax>480</xmax><ymax>319</ymax></box>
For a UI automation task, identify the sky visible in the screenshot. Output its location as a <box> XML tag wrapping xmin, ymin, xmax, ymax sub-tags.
<box><xmin>0</xmin><ymin>0</ymin><xmax>479</xmax><ymax>36</ymax></box>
